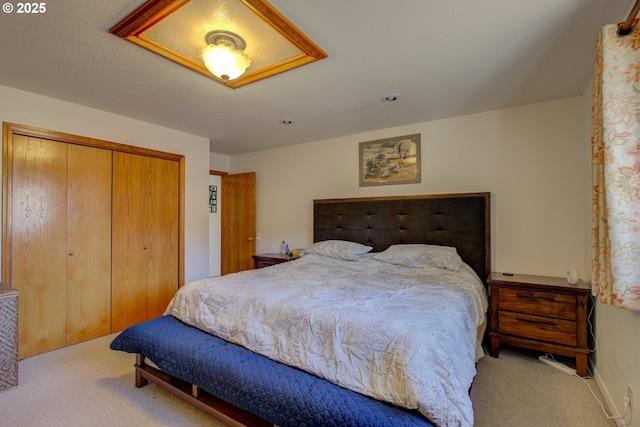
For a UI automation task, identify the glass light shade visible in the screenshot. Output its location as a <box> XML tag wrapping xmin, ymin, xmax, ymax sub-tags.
<box><xmin>202</xmin><ymin>43</ymin><xmax>252</xmax><ymax>81</ymax></box>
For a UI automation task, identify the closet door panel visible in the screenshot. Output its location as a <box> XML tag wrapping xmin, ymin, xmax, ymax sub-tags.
<box><xmin>111</xmin><ymin>152</ymin><xmax>148</xmax><ymax>332</ymax></box>
<box><xmin>11</xmin><ymin>136</ymin><xmax>67</xmax><ymax>359</ymax></box>
<box><xmin>66</xmin><ymin>144</ymin><xmax>112</xmax><ymax>344</ymax></box>
<box><xmin>147</xmin><ymin>157</ymin><xmax>179</xmax><ymax>319</ymax></box>
<box><xmin>4</xmin><ymin>123</ymin><xmax>184</xmax><ymax>356</ymax></box>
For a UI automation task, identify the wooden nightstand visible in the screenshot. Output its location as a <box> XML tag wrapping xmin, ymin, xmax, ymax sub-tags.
<box><xmin>488</xmin><ymin>272</ymin><xmax>591</xmax><ymax>377</ymax></box>
<box><xmin>252</xmin><ymin>253</ymin><xmax>299</xmax><ymax>269</ymax></box>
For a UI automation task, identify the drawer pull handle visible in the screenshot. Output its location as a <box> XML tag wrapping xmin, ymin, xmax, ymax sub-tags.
<box><xmin>516</xmin><ymin>317</ymin><xmax>557</xmax><ymax>327</ymax></box>
<box><xmin>516</xmin><ymin>293</ymin><xmax>555</xmax><ymax>302</ymax></box>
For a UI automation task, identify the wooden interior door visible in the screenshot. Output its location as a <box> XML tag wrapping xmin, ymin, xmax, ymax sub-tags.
<box><xmin>221</xmin><ymin>172</ymin><xmax>256</xmax><ymax>275</ymax></box>
<box><xmin>111</xmin><ymin>152</ymin><xmax>179</xmax><ymax>331</ymax></box>
<box><xmin>146</xmin><ymin>156</ymin><xmax>179</xmax><ymax>320</ymax></box>
<box><xmin>65</xmin><ymin>144</ymin><xmax>112</xmax><ymax>345</ymax></box>
<box><xmin>112</xmin><ymin>152</ymin><xmax>149</xmax><ymax>331</ymax></box>
<box><xmin>11</xmin><ymin>136</ymin><xmax>68</xmax><ymax>359</ymax></box>
<box><xmin>8</xmin><ymin>136</ymin><xmax>112</xmax><ymax>357</ymax></box>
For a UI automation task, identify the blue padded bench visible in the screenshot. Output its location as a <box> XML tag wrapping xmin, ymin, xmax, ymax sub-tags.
<box><xmin>110</xmin><ymin>315</ymin><xmax>435</xmax><ymax>427</ymax></box>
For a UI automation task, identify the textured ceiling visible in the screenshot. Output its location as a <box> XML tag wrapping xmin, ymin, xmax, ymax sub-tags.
<box><xmin>0</xmin><ymin>0</ymin><xmax>634</xmax><ymax>155</ymax></box>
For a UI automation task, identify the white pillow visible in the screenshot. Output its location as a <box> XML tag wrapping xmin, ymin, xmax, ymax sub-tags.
<box><xmin>374</xmin><ymin>244</ymin><xmax>463</xmax><ymax>271</ymax></box>
<box><xmin>302</xmin><ymin>240</ymin><xmax>373</xmax><ymax>261</ymax></box>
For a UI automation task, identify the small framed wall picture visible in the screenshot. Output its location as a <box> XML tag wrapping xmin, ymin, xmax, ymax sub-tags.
<box><xmin>209</xmin><ymin>185</ymin><xmax>217</xmax><ymax>213</ymax></box>
<box><xmin>359</xmin><ymin>133</ymin><xmax>421</xmax><ymax>187</ymax></box>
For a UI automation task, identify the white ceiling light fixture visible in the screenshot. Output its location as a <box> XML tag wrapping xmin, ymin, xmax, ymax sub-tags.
<box><xmin>202</xmin><ymin>30</ymin><xmax>252</xmax><ymax>82</ymax></box>
<box><xmin>110</xmin><ymin>0</ymin><xmax>326</xmax><ymax>89</ymax></box>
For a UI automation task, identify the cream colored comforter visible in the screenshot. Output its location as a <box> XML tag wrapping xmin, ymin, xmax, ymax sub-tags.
<box><xmin>165</xmin><ymin>253</ymin><xmax>488</xmax><ymax>427</ymax></box>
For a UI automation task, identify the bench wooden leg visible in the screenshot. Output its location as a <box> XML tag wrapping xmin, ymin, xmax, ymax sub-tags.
<box><xmin>135</xmin><ymin>354</ymin><xmax>149</xmax><ymax>388</ymax></box>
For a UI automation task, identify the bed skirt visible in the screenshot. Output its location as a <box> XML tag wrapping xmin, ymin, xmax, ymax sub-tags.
<box><xmin>110</xmin><ymin>315</ymin><xmax>435</xmax><ymax>427</ymax></box>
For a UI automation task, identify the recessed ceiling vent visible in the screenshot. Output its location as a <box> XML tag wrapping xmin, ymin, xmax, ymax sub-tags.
<box><xmin>381</xmin><ymin>93</ymin><xmax>402</xmax><ymax>102</ymax></box>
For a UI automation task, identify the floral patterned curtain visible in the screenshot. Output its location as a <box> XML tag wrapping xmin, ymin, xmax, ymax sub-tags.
<box><xmin>592</xmin><ymin>19</ymin><xmax>640</xmax><ymax>310</ymax></box>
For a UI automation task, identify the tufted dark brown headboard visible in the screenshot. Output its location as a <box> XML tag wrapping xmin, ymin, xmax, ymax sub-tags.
<box><xmin>314</xmin><ymin>192</ymin><xmax>491</xmax><ymax>284</ymax></box>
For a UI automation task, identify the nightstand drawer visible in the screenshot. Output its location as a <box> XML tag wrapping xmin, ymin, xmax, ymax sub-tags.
<box><xmin>498</xmin><ymin>311</ymin><xmax>576</xmax><ymax>346</ymax></box>
<box><xmin>254</xmin><ymin>258</ymin><xmax>285</xmax><ymax>269</ymax></box>
<box><xmin>499</xmin><ymin>288</ymin><xmax>576</xmax><ymax>320</ymax></box>
<box><xmin>252</xmin><ymin>253</ymin><xmax>298</xmax><ymax>269</ymax></box>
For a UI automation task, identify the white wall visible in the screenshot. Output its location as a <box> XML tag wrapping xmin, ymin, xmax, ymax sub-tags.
<box><xmin>0</xmin><ymin>84</ymin><xmax>211</xmax><ymax>283</ymax></box>
<box><xmin>210</xmin><ymin>152</ymin><xmax>230</xmax><ymax>172</ymax></box>
<box><xmin>208</xmin><ymin>152</ymin><xmax>229</xmax><ymax>277</ymax></box>
<box><xmin>231</xmin><ymin>97</ymin><xmax>587</xmax><ymax>277</ymax></box>
<box><xmin>595</xmin><ymin>306</ymin><xmax>640</xmax><ymax>426</ymax></box>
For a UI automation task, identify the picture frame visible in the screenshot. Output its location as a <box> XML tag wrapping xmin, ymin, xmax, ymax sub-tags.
<box><xmin>359</xmin><ymin>133</ymin><xmax>421</xmax><ymax>187</ymax></box>
<box><xmin>209</xmin><ymin>185</ymin><xmax>218</xmax><ymax>213</ymax></box>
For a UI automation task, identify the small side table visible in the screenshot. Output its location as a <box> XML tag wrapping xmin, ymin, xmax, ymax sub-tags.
<box><xmin>488</xmin><ymin>272</ymin><xmax>591</xmax><ymax>377</ymax></box>
<box><xmin>252</xmin><ymin>253</ymin><xmax>299</xmax><ymax>269</ymax></box>
<box><xmin>0</xmin><ymin>284</ymin><xmax>18</xmax><ymax>391</ymax></box>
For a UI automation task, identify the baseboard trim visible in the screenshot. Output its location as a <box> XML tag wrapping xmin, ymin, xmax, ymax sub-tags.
<box><xmin>592</xmin><ymin>365</ymin><xmax>628</xmax><ymax>427</ymax></box>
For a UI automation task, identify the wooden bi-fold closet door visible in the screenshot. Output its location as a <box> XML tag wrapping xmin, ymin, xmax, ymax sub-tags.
<box><xmin>111</xmin><ymin>151</ymin><xmax>179</xmax><ymax>332</ymax></box>
<box><xmin>3</xmin><ymin>123</ymin><xmax>184</xmax><ymax>358</ymax></box>
<box><xmin>10</xmin><ymin>136</ymin><xmax>112</xmax><ymax>359</ymax></box>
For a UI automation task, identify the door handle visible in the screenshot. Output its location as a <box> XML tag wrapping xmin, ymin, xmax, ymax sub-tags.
<box><xmin>247</xmin><ymin>232</ymin><xmax>261</xmax><ymax>242</ymax></box>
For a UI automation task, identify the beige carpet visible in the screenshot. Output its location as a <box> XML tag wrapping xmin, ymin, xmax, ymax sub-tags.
<box><xmin>472</xmin><ymin>347</ymin><xmax>615</xmax><ymax>427</ymax></box>
<box><xmin>0</xmin><ymin>333</ymin><xmax>615</xmax><ymax>426</ymax></box>
<box><xmin>0</xmin><ymin>334</ymin><xmax>220</xmax><ymax>427</ymax></box>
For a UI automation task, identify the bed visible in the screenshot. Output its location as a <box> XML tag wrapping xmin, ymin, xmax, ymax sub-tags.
<box><xmin>110</xmin><ymin>192</ymin><xmax>491</xmax><ymax>427</ymax></box>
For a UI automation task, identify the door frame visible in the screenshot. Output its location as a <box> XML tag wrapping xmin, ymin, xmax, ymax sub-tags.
<box><xmin>2</xmin><ymin>122</ymin><xmax>186</xmax><ymax>287</ymax></box>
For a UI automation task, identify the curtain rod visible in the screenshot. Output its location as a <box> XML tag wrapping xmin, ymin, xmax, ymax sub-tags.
<box><xmin>620</xmin><ymin>0</ymin><xmax>640</xmax><ymax>35</ymax></box>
